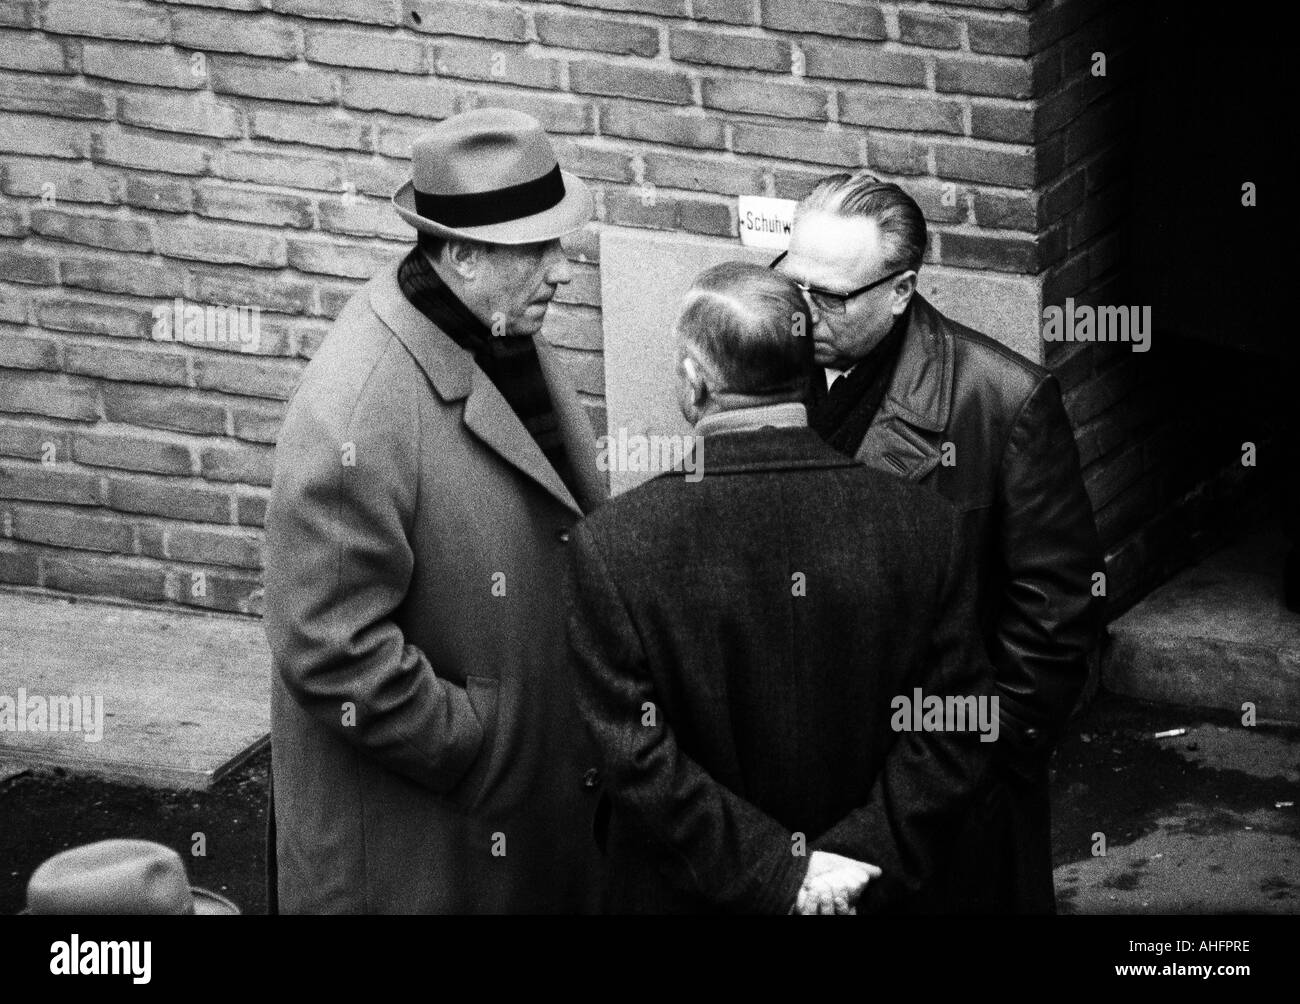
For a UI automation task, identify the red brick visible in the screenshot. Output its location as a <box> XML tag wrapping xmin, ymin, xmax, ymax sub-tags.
<box><xmin>154</xmin><ymin>220</ymin><xmax>287</xmax><ymax>268</ymax></box>
<box><xmin>550</xmin><ymin>346</ymin><xmax>604</xmax><ymax>396</ymax></box>
<box><xmin>670</xmin><ymin>28</ymin><xmax>789</xmax><ymax>71</ymax></box>
<box><xmin>102</xmin><ymin>383</ymin><xmax>228</xmax><ymax>437</ymax></box>
<box><xmin>192</xmin><ymin>355</ymin><xmax>303</xmax><ymax>401</ymax></box>
<box><xmin>0</xmin><ymin>73</ymin><xmax>112</xmax><ymax>119</ymax></box>
<box><xmin>970</xmin><ymin>101</ymin><xmax>1035</xmax><ymax>143</ymax></box>
<box><xmin>0</xmin><ymin>29</ymin><xmax>67</xmax><ymax>72</ymax></box>
<box><xmin>235</xmin><ymin>489</ymin><xmax>268</xmax><ymax>526</ymax></box>
<box><xmin>802</xmin><ymin>41</ymin><xmax>925</xmax><ymax>86</ymax></box>
<box><xmin>105</xmin><ymin>473</ymin><xmax>234</xmax><ymax>524</ymax></box>
<box><xmin>600</xmin><ymin>103</ymin><xmax>725</xmax><ymax>150</ymax></box>
<box><xmin>407</xmin><ymin>0</ymin><xmax>526</xmax><ymax>41</ymax></box>
<box><xmin>539</xmin><ymin>12</ymin><xmax>660</xmax><ymax>57</ymax></box>
<box><xmin>771</xmin><ymin>164</ymin><xmax>839</xmax><ymax>200</ymax></box>
<box><xmin>536</xmin><ymin>0</ymin><xmax>685</xmax><ymax>14</ymax></box>
<box><xmin>11</xmin><ymin>503</ymin><xmax>134</xmax><ymax>553</ymax></box>
<box><xmin>934</xmin><ymin>140</ymin><xmax>1034</xmax><ymax>188</ymax></box>
<box><xmin>0</xmin><ymin>539</ymin><xmax>40</xmax><ymax>585</ymax></box>
<box><xmin>570</xmin><ymin>61</ymin><xmax>692</xmax><ymax>105</ymax></box>
<box><xmin>761</xmin><ymin>0</ymin><xmax>886</xmax><ymax>39</ymax></box>
<box><xmin>43</xmin><ymin>0</ymin><xmax>170</xmax><ymax>42</ymax></box>
<box><xmin>317</xmin><ymin>195</ymin><xmax>409</xmax><ymax>241</ymax></box>
<box><xmin>42</xmin><ymin>550</ymin><xmax>169</xmax><ymax>603</ymax></box>
<box><xmin>694</xmin><ymin>0</ymin><xmax>755</xmax><ymax>24</ymax></box>
<box><xmin>675</xmin><ymin>197</ymin><xmax>734</xmax><ymax>237</ymax></box>
<box><xmin>0</xmin><ymin>417</ymin><xmax>68</xmax><ymax>460</ymax></box>
<box><xmin>81</xmin><ymin>42</ymin><xmax>203</xmax><ymax>90</ymax></box>
<box><xmin>0</xmin><ymin>458</ymin><xmax>100</xmax><ymax>504</ymax></box>
<box><xmin>866</xmin><ymin>133</ymin><xmax>929</xmax><ymax>175</ymax></box>
<box><xmin>95</xmin><ymin>130</ymin><xmax>212</xmax><ymax>176</ymax></box>
<box><xmin>643</xmin><ymin>151</ymin><xmax>764</xmax><ymax>197</ymax></box>
<box><xmin>601</xmin><ymin>185</ymin><xmax>676</xmax><ymax>230</ymax></box>
<box><xmin>936</xmin><ymin>230</ymin><xmax>1039</xmax><ymax>274</ymax></box>
<box><xmin>305</xmin><ymin>27</ymin><xmax>423</xmax><ymax>73</ymax></box>
<box><xmin>0</xmin><ymin>202</ymin><xmax>27</xmax><ymax>236</ymax></box>
<box><xmin>0</xmin><ymin>1</ymin><xmax>36</xmax><ymax>28</ymax></box>
<box><xmin>464</xmin><ymin>92</ymin><xmax>592</xmax><ymax>135</ymax></box>
<box><xmin>72</xmin><ymin>428</ymin><xmax>194</xmax><ymax>477</ymax></box>
<box><xmin>339</xmin><ymin>70</ymin><xmax>457</xmax><ymax>118</ymax></box>
<box><xmin>0</xmin><ymin>111</ymin><xmax>90</xmax><ymax>158</ymax></box>
<box><xmin>175</xmin><ymin>564</ymin><xmax>263</xmax><ymax>615</ymax></box>
<box><xmin>342</xmin><ymin>154</ymin><xmax>407</xmax><ymax>198</ymax></box>
<box><xmin>966</xmin><ymin>14</ymin><xmax>1033</xmax><ymax>56</ymax></box>
<box><xmin>542</xmin><ymin>303</ymin><xmax>602</xmax><ymax>352</ymax></box>
<box><xmin>62</xmin><ymin>342</ymin><xmax>189</xmax><ymax>386</ymax></box>
<box><xmin>29</xmin><ymin>208</ymin><xmax>151</xmax><ymax>253</ymax></box>
<box><xmin>2</xmin><ymin>247</ymin><xmax>57</xmax><ymax>284</ymax></box>
<box><xmin>199</xmin><ymin>442</ymin><xmax>275</xmax><ymax>486</ymax></box>
<box><xmin>840</xmin><ymin>91</ymin><xmax>964</xmax><ymax>134</ymax></box>
<box><xmin>972</xmin><ymin>188</ymin><xmax>1038</xmax><ymax>231</ymax></box>
<box><xmin>433</xmin><ymin>40</ymin><xmax>563</xmax><ymax>90</ymax></box>
<box><xmin>1</xmin><ymin>158</ymin><xmax>120</xmax><ymax>205</ymax></box>
<box><xmin>0</xmin><ymin>286</ymin><xmax>28</xmax><ymax>322</ymax></box>
<box><xmin>702</xmin><ymin>77</ymin><xmax>829</xmax><ymax>120</ymax></box>
<box><xmin>268</xmin><ymin>0</ymin><xmax>401</xmax><ymax>25</ymax></box>
<box><xmin>165</xmin><ymin>524</ymin><xmax>262</xmax><ymax>569</ymax></box>
<box><xmin>123</xmin><ymin>174</ymin><xmax>197</xmax><ymax>213</ymax></box>
<box><xmin>0</xmin><ymin>333</ymin><xmax>58</xmax><ymax>371</ymax></box>
<box><xmin>193</xmin><ymin>182</ymin><xmax>315</xmax><ymax>230</ymax></box>
<box><xmin>250</xmin><ymin>106</ymin><xmax>370</xmax><ymax>151</ymax></box>
<box><xmin>209</xmin><ymin>56</ymin><xmax>335</xmax><ymax>104</ymax></box>
<box><xmin>172</xmin><ymin>10</ymin><xmax>300</xmax><ymax>58</ymax></box>
<box><xmin>733</xmin><ymin>122</ymin><xmax>861</xmax><ymax>167</ymax></box>
<box><xmin>230</xmin><ymin>400</ymin><xmax>286</xmax><ymax>444</ymax></box>
<box><xmin>215</xmin><ymin>148</ymin><xmax>345</xmax><ymax>192</ymax></box>
<box><xmin>117</xmin><ymin>93</ymin><xmax>243</xmax><ymax>139</ymax></box>
<box><xmin>553</xmin><ymin>264</ymin><xmax>601</xmax><ymax>308</ymax></box>
<box><xmin>38</xmin><ymin>297</ymin><xmax>151</xmax><ymax>339</ymax></box>
<box><xmin>191</xmin><ymin>266</ymin><xmax>316</xmax><ymax>315</ymax></box>
<box><xmin>286</xmin><ymin>235</ymin><xmax>396</xmax><ymax>278</ymax></box>
<box><xmin>898</xmin><ymin>10</ymin><xmax>962</xmax><ymax>49</ymax></box>
<box><xmin>552</xmin><ymin>139</ymin><xmax>635</xmax><ymax>183</ymax></box>
<box><xmin>0</xmin><ymin>369</ymin><xmax>96</xmax><ymax>421</ymax></box>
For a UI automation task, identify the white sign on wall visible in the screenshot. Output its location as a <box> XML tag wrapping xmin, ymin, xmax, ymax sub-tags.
<box><xmin>737</xmin><ymin>195</ymin><xmax>796</xmax><ymax>250</ymax></box>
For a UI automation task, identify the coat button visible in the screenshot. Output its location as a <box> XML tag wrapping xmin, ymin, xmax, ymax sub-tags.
<box><xmin>1024</xmin><ymin>727</ymin><xmax>1041</xmax><ymax>743</ymax></box>
<box><xmin>557</xmin><ymin>528</ymin><xmax>571</xmax><ymax>543</ymax></box>
<box><xmin>582</xmin><ymin>767</ymin><xmax>600</xmax><ymax>789</ymax></box>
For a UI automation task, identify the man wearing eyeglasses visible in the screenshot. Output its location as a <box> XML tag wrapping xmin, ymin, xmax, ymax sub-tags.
<box><xmin>774</xmin><ymin>171</ymin><xmax>1104</xmax><ymax>914</ymax></box>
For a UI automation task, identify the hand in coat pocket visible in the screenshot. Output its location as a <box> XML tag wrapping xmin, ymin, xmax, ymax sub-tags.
<box><xmin>451</xmin><ymin>674</ymin><xmax>500</xmax><ymax>813</ymax></box>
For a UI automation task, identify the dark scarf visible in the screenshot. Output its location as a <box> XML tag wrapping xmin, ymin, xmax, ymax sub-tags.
<box><xmin>397</xmin><ymin>246</ymin><xmax>578</xmax><ymax>499</ymax></box>
<box><xmin>809</xmin><ymin>306</ymin><xmax>910</xmax><ymax>457</ymax></box>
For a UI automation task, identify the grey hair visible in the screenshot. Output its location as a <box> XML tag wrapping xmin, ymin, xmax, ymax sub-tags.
<box><xmin>796</xmin><ymin>171</ymin><xmax>927</xmax><ymax>272</ymax></box>
<box><xmin>676</xmin><ymin>261</ymin><xmax>814</xmax><ymax>398</ymax></box>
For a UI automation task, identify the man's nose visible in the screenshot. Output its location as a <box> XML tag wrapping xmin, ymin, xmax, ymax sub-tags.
<box><xmin>544</xmin><ymin>240</ymin><xmax>572</xmax><ymax>284</ymax></box>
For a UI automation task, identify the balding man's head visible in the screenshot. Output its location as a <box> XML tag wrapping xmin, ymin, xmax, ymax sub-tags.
<box><xmin>673</xmin><ymin>262</ymin><xmax>814</xmax><ymax>424</ymax></box>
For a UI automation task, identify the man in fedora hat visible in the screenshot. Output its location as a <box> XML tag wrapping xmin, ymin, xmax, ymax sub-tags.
<box><xmin>24</xmin><ymin>839</ymin><xmax>240</xmax><ymax>915</ymax></box>
<box><xmin>265</xmin><ymin>108</ymin><xmax>608</xmax><ymax>913</ymax></box>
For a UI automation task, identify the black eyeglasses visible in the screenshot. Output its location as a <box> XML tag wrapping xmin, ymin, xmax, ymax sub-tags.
<box><xmin>768</xmin><ymin>251</ymin><xmax>907</xmax><ymax>316</ymax></box>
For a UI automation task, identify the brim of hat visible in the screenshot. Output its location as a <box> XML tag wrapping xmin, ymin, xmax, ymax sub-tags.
<box><xmin>192</xmin><ymin>887</ymin><xmax>241</xmax><ymax>915</ymax></box>
<box><xmin>392</xmin><ymin>170</ymin><xmax>592</xmax><ymax>245</ymax></box>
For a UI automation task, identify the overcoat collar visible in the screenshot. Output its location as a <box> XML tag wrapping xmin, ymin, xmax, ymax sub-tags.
<box><xmin>855</xmin><ymin>294</ymin><xmax>954</xmax><ymax>482</ymax></box>
<box><xmin>368</xmin><ymin>256</ymin><xmax>601</xmax><ymax>517</ymax></box>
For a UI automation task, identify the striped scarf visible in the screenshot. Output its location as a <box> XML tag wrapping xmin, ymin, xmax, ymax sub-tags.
<box><xmin>397</xmin><ymin>246</ymin><xmax>577</xmax><ymax>499</ymax></box>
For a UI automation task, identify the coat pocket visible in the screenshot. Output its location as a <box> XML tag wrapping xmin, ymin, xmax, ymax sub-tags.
<box><xmin>453</xmin><ymin>674</ymin><xmax>501</xmax><ymax>813</ymax></box>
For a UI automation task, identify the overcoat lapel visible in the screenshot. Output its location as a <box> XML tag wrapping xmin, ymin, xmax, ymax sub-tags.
<box><xmin>855</xmin><ymin>296</ymin><xmax>953</xmax><ymax>483</ymax></box>
<box><xmin>369</xmin><ymin>257</ymin><xmax>599</xmax><ymax>517</ymax></box>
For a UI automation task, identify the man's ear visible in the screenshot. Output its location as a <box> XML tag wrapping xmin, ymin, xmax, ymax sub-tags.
<box><xmin>444</xmin><ymin>238</ymin><xmax>486</xmax><ymax>282</ymax></box>
<box><xmin>681</xmin><ymin>351</ymin><xmax>710</xmax><ymax>411</ymax></box>
<box><xmin>891</xmin><ymin>270</ymin><xmax>918</xmax><ymax>316</ymax></box>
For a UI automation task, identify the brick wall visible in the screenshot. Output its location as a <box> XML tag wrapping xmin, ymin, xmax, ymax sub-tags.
<box><xmin>1</xmin><ymin>0</ymin><xmax>1139</xmax><ymax>617</ymax></box>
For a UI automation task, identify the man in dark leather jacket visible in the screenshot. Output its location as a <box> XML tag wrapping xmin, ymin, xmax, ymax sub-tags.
<box><xmin>776</xmin><ymin>171</ymin><xmax>1104</xmax><ymax>913</ymax></box>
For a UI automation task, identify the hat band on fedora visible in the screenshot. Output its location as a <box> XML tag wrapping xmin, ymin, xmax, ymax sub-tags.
<box><xmin>414</xmin><ymin>164</ymin><xmax>565</xmax><ymax>229</ymax></box>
